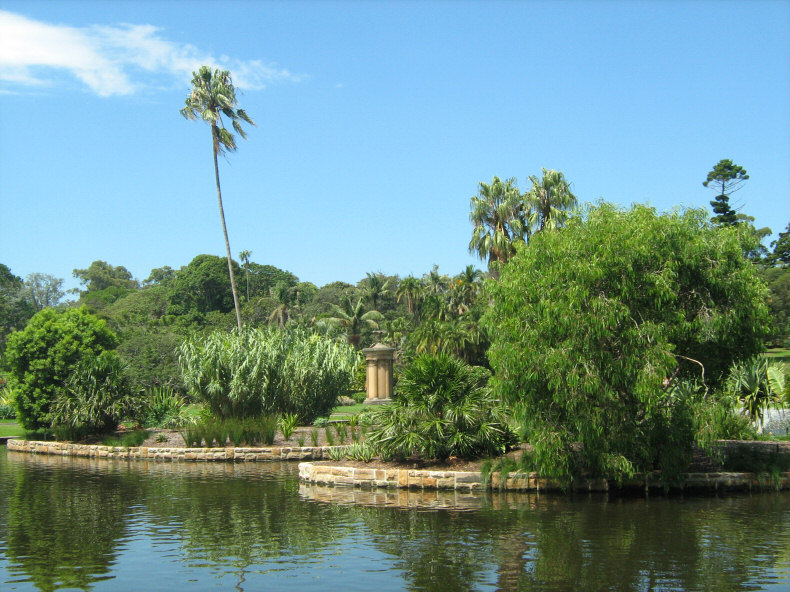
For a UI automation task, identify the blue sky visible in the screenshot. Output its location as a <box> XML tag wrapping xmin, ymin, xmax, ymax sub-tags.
<box><xmin>1</xmin><ymin>1</ymin><xmax>788</xmax><ymax>294</ymax></box>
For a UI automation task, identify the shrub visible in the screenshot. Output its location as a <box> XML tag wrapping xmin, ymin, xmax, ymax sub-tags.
<box><xmin>50</xmin><ymin>351</ymin><xmax>144</xmax><ymax>436</ymax></box>
<box><xmin>278</xmin><ymin>413</ymin><xmax>299</xmax><ymax>440</ymax></box>
<box><xmin>3</xmin><ymin>307</ymin><xmax>118</xmax><ymax>430</ymax></box>
<box><xmin>145</xmin><ymin>386</ymin><xmax>190</xmax><ymax>429</ymax></box>
<box><xmin>179</xmin><ymin>327</ymin><xmax>360</xmax><ymax>423</ymax></box>
<box><xmin>366</xmin><ymin>353</ymin><xmax>516</xmax><ymax>461</ymax></box>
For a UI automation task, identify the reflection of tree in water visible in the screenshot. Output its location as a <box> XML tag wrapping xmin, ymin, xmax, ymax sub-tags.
<box><xmin>2</xmin><ymin>456</ymin><xmax>143</xmax><ymax>592</ymax></box>
<box><xmin>139</xmin><ymin>463</ymin><xmax>354</xmax><ymax>568</ymax></box>
<box><xmin>323</xmin><ymin>490</ymin><xmax>790</xmax><ymax>592</ymax></box>
<box><xmin>482</xmin><ymin>494</ymin><xmax>790</xmax><ymax>591</ymax></box>
<box><xmin>349</xmin><ymin>505</ymin><xmax>499</xmax><ymax>591</ymax></box>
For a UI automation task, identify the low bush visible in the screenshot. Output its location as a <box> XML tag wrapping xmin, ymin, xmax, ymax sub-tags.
<box><xmin>145</xmin><ymin>386</ymin><xmax>190</xmax><ymax>428</ymax></box>
<box><xmin>366</xmin><ymin>353</ymin><xmax>517</xmax><ymax>461</ymax></box>
<box><xmin>103</xmin><ymin>429</ymin><xmax>149</xmax><ymax>448</ymax></box>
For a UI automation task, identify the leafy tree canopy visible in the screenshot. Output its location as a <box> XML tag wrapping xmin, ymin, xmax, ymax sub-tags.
<box><xmin>2</xmin><ymin>307</ymin><xmax>119</xmax><ymax>429</ymax></box>
<box><xmin>73</xmin><ymin>260</ymin><xmax>138</xmax><ymax>293</ymax></box>
<box><xmin>483</xmin><ymin>203</ymin><xmax>770</xmax><ymax>482</ymax></box>
<box><xmin>0</xmin><ymin>264</ymin><xmax>36</xmax><ymax>351</ymax></box>
<box><xmin>167</xmin><ymin>254</ymin><xmax>241</xmax><ymax>315</ymax></box>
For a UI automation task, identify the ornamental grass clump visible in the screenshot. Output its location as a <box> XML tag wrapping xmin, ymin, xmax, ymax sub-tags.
<box><xmin>366</xmin><ymin>353</ymin><xmax>517</xmax><ymax>462</ymax></box>
<box><xmin>179</xmin><ymin>327</ymin><xmax>359</xmax><ymax>423</ymax></box>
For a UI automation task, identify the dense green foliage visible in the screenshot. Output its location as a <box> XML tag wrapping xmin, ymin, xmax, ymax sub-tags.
<box><xmin>179</xmin><ymin>327</ymin><xmax>360</xmax><ymax>422</ymax></box>
<box><xmin>2</xmin><ymin>307</ymin><xmax>119</xmax><ymax>430</ymax></box>
<box><xmin>483</xmin><ymin>203</ymin><xmax>771</xmax><ymax>482</ymax></box>
<box><xmin>366</xmin><ymin>354</ymin><xmax>516</xmax><ymax>461</ymax></box>
<box><xmin>51</xmin><ymin>350</ymin><xmax>143</xmax><ymax>435</ymax></box>
<box><xmin>0</xmin><ymin>264</ymin><xmax>35</xmax><ymax>352</ymax></box>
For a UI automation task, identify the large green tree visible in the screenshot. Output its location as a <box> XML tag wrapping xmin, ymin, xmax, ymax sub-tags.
<box><xmin>181</xmin><ymin>66</ymin><xmax>255</xmax><ymax>332</ymax></box>
<box><xmin>703</xmin><ymin>159</ymin><xmax>748</xmax><ymax>227</ymax></box>
<box><xmin>2</xmin><ymin>307</ymin><xmax>119</xmax><ymax>429</ymax></box>
<box><xmin>483</xmin><ymin>203</ymin><xmax>770</xmax><ymax>483</ymax></box>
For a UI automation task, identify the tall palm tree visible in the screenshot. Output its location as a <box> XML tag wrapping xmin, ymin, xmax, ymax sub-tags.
<box><xmin>181</xmin><ymin>66</ymin><xmax>255</xmax><ymax>331</ymax></box>
<box><xmin>396</xmin><ymin>275</ymin><xmax>423</xmax><ymax>318</ymax></box>
<box><xmin>238</xmin><ymin>250</ymin><xmax>252</xmax><ymax>302</ymax></box>
<box><xmin>524</xmin><ymin>168</ymin><xmax>577</xmax><ymax>233</ymax></box>
<box><xmin>468</xmin><ymin>176</ymin><xmax>526</xmax><ymax>278</ymax></box>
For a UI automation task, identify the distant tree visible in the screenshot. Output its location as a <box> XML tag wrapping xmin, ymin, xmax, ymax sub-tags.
<box><xmin>2</xmin><ymin>307</ymin><xmax>118</xmax><ymax>430</ymax></box>
<box><xmin>268</xmin><ymin>281</ymin><xmax>296</xmax><ymax>328</ymax></box>
<box><xmin>322</xmin><ymin>294</ymin><xmax>385</xmax><ymax>348</ymax></box>
<box><xmin>181</xmin><ymin>66</ymin><xmax>255</xmax><ymax>332</ymax></box>
<box><xmin>73</xmin><ymin>260</ymin><xmax>138</xmax><ymax>293</ymax></box>
<box><xmin>396</xmin><ymin>276</ymin><xmax>423</xmax><ymax>318</ymax></box>
<box><xmin>758</xmin><ymin>266</ymin><xmax>790</xmax><ymax>346</ymax></box>
<box><xmin>238</xmin><ymin>250</ymin><xmax>252</xmax><ymax>301</ymax></box>
<box><xmin>524</xmin><ymin>168</ymin><xmax>578</xmax><ymax>233</ymax></box>
<box><xmin>24</xmin><ymin>273</ymin><xmax>65</xmax><ymax>310</ymax></box>
<box><xmin>168</xmin><ymin>254</ymin><xmax>241</xmax><ymax>315</ymax></box>
<box><xmin>484</xmin><ymin>203</ymin><xmax>770</xmax><ymax>483</ymax></box>
<box><xmin>770</xmin><ymin>222</ymin><xmax>790</xmax><ymax>267</ymax></box>
<box><xmin>144</xmin><ymin>266</ymin><xmax>176</xmax><ymax>286</ymax></box>
<box><xmin>361</xmin><ymin>272</ymin><xmax>391</xmax><ymax>311</ymax></box>
<box><xmin>469</xmin><ymin>176</ymin><xmax>526</xmax><ymax>278</ymax></box>
<box><xmin>247</xmin><ymin>263</ymin><xmax>298</xmax><ymax>298</ymax></box>
<box><xmin>0</xmin><ymin>264</ymin><xmax>36</xmax><ymax>351</ymax></box>
<box><xmin>703</xmin><ymin>159</ymin><xmax>748</xmax><ymax>226</ymax></box>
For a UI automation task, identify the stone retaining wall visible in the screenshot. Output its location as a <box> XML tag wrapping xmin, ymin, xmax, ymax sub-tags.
<box><xmin>298</xmin><ymin>462</ymin><xmax>790</xmax><ymax>493</ymax></box>
<box><xmin>7</xmin><ymin>438</ymin><xmax>335</xmax><ymax>462</ymax></box>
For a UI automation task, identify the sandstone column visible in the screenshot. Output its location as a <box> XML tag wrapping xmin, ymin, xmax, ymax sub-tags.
<box><xmin>362</xmin><ymin>342</ymin><xmax>395</xmax><ymax>404</ymax></box>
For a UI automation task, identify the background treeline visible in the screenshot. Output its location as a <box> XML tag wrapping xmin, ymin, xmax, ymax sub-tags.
<box><xmin>1</xmin><ymin>254</ymin><xmax>492</xmax><ymax>394</ymax></box>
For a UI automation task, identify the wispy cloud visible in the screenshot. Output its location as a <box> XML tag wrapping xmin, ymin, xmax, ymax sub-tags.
<box><xmin>0</xmin><ymin>10</ymin><xmax>304</xmax><ymax>97</ymax></box>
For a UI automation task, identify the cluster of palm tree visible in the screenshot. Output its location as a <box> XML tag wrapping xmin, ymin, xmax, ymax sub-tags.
<box><xmin>469</xmin><ymin>168</ymin><xmax>577</xmax><ymax>278</ymax></box>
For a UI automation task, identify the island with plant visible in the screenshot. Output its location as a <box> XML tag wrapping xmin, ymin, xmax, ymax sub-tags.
<box><xmin>1</xmin><ymin>68</ymin><xmax>788</xmax><ymax>493</ymax></box>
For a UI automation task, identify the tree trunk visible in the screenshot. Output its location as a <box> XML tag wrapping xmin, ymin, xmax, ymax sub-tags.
<box><xmin>213</xmin><ymin>139</ymin><xmax>243</xmax><ymax>332</ymax></box>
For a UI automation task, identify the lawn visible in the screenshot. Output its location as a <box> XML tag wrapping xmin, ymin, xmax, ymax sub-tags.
<box><xmin>0</xmin><ymin>421</ymin><xmax>25</xmax><ymax>438</ymax></box>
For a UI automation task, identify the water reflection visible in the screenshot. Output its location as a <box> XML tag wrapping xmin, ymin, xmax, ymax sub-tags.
<box><xmin>2</xmin><ymin>449</ymin><xmax>790</xmax><ymax>592</ymax></box>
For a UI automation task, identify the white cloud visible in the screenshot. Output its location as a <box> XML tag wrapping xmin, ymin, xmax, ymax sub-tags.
<box><xmin>0</xmin><ymin>10</ymin><xmax>304</xmax><ymax>97</ymax></box>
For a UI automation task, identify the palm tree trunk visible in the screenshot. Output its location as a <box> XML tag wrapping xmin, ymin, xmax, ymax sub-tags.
<box><xmin>213</xmin><ymin>141</ymin><xmax>243</xmax><ymax>331</ymax></box>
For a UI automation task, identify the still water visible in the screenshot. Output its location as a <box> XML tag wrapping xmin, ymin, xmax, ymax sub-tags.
<box><xmin>1</xmin><ymin>447</ymin><xmax>789</xmax><ymax>592</ymax></box>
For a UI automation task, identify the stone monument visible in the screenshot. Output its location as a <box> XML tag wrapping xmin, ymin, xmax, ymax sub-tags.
<box><xmin>362</xmin><ymin>341</ymin><xmax>395</xmax><ymax>404</ymax></box>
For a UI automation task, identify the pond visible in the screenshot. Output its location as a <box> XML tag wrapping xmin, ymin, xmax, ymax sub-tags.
<box><xmin>1</xmin><ymin>447</ymin><xmax>789</xmax><ymax>591</ymax></box>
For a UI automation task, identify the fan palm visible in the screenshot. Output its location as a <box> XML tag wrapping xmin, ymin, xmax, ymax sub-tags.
<box><xmin>324</xmin><ymin>294</ymin><xmax>384</xmax><ymax>348</ymax></box>
<box><xmin>469</xmin><ymin>176</ymin><xmax>526</xmax><ymax>278</ymax></box>
<box><xmin>524</xmin><ymin>168</ymin><xmax>577</xmax><ymax>233</ymax></box>
<box><xmin>180</xmin><ymin>66</ymin><xmax>255</xmax><ymax>331</ymax></box>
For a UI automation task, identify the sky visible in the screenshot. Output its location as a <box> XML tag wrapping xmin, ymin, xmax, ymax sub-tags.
<box><xmin>1</xmin><ymin>0</ymin><xmax>788</xmax><ymax>294</ymax></box>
